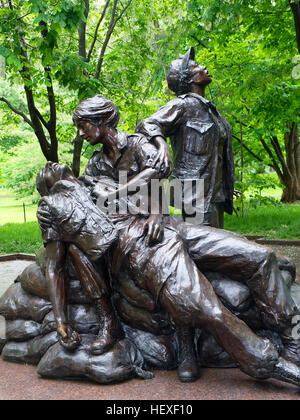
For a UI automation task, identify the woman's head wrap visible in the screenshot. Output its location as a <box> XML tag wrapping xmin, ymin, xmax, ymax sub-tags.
<box><xmin>73</xmin><ymin>95</ymin><xmax>120</xmax><ymax>128</ymax></box>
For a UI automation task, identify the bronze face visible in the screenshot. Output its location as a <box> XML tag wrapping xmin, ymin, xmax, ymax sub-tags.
<box><xmin>43</xmin><ymin>162</ymin><xmax>72</xmax><ymax>190</ymax></box>
<box><xmin>190</xmin><ymin>63</ymin><xmax>212</xmax><ymax>86</ymax></box>
<box><xmin>77</xmin><ymin>120</ymin><xmax>104</xmax><ymax>146</ymax></box>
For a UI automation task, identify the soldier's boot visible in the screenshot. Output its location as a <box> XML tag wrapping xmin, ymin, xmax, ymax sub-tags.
<box><xmin>271</xmin><ymin>358</ymin><xmax>300</xmax><ymax>387</ymax></box>
<box><xmin>177</xmin><ymin>325</ymin><xmax>199</xmax><ymax>383</ymax></box>
<box><xmin>91</xmin><ymin>297</ymin><xmax>124</xmax><ymax>356</ymax></box>
<box><xmin>280</xmin><ymin>327</ymin><xmax>300</xmax><ymax>368</ymax></box>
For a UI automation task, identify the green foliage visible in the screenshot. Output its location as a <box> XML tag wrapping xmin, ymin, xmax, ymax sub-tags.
<box><xmin>0</xmin><ymin>0</ymin><xmax>299</xmax><ymax>199</ymax></box>
<box><xmin>234</xmin><ymin>163</ymin><xmax>283</xmax><ymax>214</ymax></box>
<box><xmin>0</xmin><ymin>188</ymin><xmax>38</xmax><ymax>224</ymax></box>
<box><xmin>0</xmin><ymin>136</ymin><xmax>86</xmax><ymax>198</ymax></box>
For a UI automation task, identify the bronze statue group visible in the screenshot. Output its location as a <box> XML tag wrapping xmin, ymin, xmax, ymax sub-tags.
<box><xmin>28</xmin><ymin>48</ymin><xmax>300</xmax><ymax>388</ymax></box>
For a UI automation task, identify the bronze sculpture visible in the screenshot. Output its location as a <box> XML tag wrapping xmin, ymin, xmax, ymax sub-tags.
<box><xmin>32</xmin><ymin>95</ymin><xmax>300</xmax><ymax>387</ymax></box>
<box><xmin>1</xmin><ymin>95</ymin><xmax>300</xmax><ymax>389</ymax></box>
<box><xmin>136</xmin><ymin>47</ymin><xmax>234</xmax><ymax>229</ymax></box>
<box><xmin>35</xmin><ymin>159</ymin><xmax>300</xmax><ymax>387</ymax></box>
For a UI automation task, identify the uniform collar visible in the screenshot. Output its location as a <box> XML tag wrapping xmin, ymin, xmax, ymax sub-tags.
<box><xmin>180</xmin><ymin>92</ymin><xmax>219</xmax><ymax>116</ymax></box>
<box><xmin>179</xmin><ymin>92</ymin><xmax>209</xmax><ymax>104</ymax></box>
<box><xmin>103</xmin><ymin>130</ymin><xmax>128</xmax><ymax>166</ymax></box>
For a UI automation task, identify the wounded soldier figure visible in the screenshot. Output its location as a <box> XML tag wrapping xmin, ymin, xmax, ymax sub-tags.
<box><xmin>36</xmin><ymin>160</ymin><xmax>300</xmax><ymax>388</ymax></box>
<box><xmin>37</xmin><ymin>162</ymin><xmax>124</xmax><ymax>356</ymax></box>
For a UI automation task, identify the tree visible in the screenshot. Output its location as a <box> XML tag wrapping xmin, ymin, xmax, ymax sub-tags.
<box><xmin>0</xmin><ymin>0</ymin><xmax>135</xmax><ymax>173</ymax></box>
<box><xmin>0</xmin><ymin>0</ymin><xmax>190</xmax><ymax>193</ymax></box>
<box><xmin>0</xmin><ymin>0</ymin><xmax>85</xmax><ymax>162</ymax></box>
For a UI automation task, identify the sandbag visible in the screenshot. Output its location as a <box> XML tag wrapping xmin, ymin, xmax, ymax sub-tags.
<box><xmin>114</xmin><ymin>296</ymin><xmax>174</xmax><ymax>336</ymax></box>
<box><xmin>35</xmin><ymin>246</ymin><xmax>47</xmax><ymax>276</ymax></box>
<box><xmin>37</xmin><ymin>335</ymin><xmax>153</xmax><ymax>384</ymax></box>
<box><xmin>278</xmin><ymin>257</ymin><xmax>296</xmax><ymax>280</ymax></box>
<box><xmin>19</xmin><ymin>263</ymin><xmax>49</xmax><ymax>300</ymax></box>
<box><xmin>20</xmin><ymin>262</ymin><xmax>90</xmax><ymax>305</ymax></box>
<box><xmin>2</xmin><ymin>332</ymin><xmax>57</xmax><ymax>365</ymax></box>
<box><xmin>0</xmin><ymin>339</ymin><xmax>6</xmax><ymax>355</ymax></box>
<box><xmin>42</xmin><ymin>304</ymin><xmax>99</xmax><ymax>336</ymax></box>
<box><xmin>205</xmin><ymin>272</ymin><xmax>252</xmax><ymax>313</ymax></box>
<box><xmin>281</xmin><ymin>271</ymin><xmax>294</xmax><ymax>290</ymax></box>
<box><xmin>0</xmin><ymin>283</ymin><xmax>52</xmax><ymax>322</ymax></box>
<box><xmin>291</xmin><ymin>283</ymin><xmax>300</xmax><ymax>312</ymax></box>
<box><xmin>6</xmin><ymin>320</ymin><xmax>42</xmax><ymax>342</ymax></box>
<box><xmin>116</xmin><ymin>270</ymin><xmax>156</xmax><ymax>312</ymax></box>
<box><xmin>197</xmin><ymin>332</ymin><xmax>237</xmax><ymax>368</ymax></box>
<box><xmin>123</xmin><ymin>325</ymin><xmax>178</xmax><ymax>370</ymax></box>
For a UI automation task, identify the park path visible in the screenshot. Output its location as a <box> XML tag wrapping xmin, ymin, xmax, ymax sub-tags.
<box><xmin>0</xmin><ymin>260</ymin><xmax>32</xmax><ymax>296</ymax></box>
<box><xmin>0</xmin><ymin>359</ymin><xmax>299</xmax><ymax>400</ymax></box>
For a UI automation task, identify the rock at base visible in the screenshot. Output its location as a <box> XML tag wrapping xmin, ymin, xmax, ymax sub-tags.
<box><xmin>37</xmin><ymin>335</ymin><xmax>152</xmax><ymax>384</ymax></box>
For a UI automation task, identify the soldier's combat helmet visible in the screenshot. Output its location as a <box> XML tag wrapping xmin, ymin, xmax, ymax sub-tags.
<box><xmin>167</xmin><ymin>47</ymin><xmax>196</xmax><ymax>96</ymax></box>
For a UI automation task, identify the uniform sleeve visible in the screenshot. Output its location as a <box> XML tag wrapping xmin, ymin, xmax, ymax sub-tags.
<box><xmin>38</xmin><ymin>199</ymin><xmax>62</xmax><ymax>246</ymax></box>
<box><xmin>134</xmin><ymin>136</ymin><xmax>160</xmax><ymax>172</ymax></box>
<box><xmin>136</xmin><ymin>97</ymin><xmax>186</xmax><ymax>140</ymax></box>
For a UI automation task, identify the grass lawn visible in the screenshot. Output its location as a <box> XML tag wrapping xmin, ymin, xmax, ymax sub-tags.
<box><xmin>0</xmin><ymin>221</ymin><xmax>42</xmax><ymax>254</ymax></box>
<box><xmin>0</xmin><ymin>188</ymin><xmax>41</xmax><ymax>254</ymax></box>
<box><xmin>1</xmin><ymin>184</ymin><xmax>300</xmax><ymax>255</ymax></box>
<box><xmin>0</xmin><ymin>188</ymin><xmax>37</xmax><ymax>224</ymax></box>
<box><xmin>224</xmin><ymin>203</ymin><xmax>300</xmax><ymax>239</ymax></box>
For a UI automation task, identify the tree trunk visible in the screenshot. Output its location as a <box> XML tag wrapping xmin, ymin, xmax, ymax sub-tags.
<box><xmin>72</xmin><ymin>0</ymin><xmax>89</xmax><ymax>176</ymax></box>
<box><xmin>281</xmin><ymin>123</ymin><xmax>300</xmax><ymax>202</ymax></box>
<box><xmin>290</xmin><ymin>1</ymin><xmax>300</xmax><ymax>53</ymax></box>
<box><xmin>72</xmin><ymin>134</ymin><xmax>84</xmax><ymax>177</ymax></box>
<box><xmin>78</xmin><ymin>0</ymin><xmax>89</xmax><ymax>61</ymax></box>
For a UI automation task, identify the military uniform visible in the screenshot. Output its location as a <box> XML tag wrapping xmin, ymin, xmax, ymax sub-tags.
<box><xmin>136</xmin><ymin>93</ymin><xmax>235</xmax><ymax>227</ymax></box>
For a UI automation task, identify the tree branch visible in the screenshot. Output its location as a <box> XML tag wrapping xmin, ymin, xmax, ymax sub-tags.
<box><xmin>260</xmin><ymin>138</ymin><xmax>284</xmax><ymax>181</ymax></box>
<box><xmin>95</xmin><ymin>0</ymin><xmax>119</xmax><ymax>79</ymax></box>
<box><xmin>94</xmin><ymin>0</ymin><xmax>133</xmax><ymax>79</ymax></box>
<box><xmin>87</xmin><ymin>0</ymin><xmax>110</xmax><ymax>62</ymax></box>
<box><xmin>270</xmin><ymin>135</ymin><xmax>286</xmax><ymax>167</ymax></box>
<box><xmin>190</xmin><ymin>35</ymin><xmax>211</xmax><ymax>51</ymax></box>
<box><xmin>44</xmin><ymin>67</ymin><xmax>56</xmax><ymax>131</ymax></box>
<box><xmin>0</xmin><ymin>96</ymin><xmax>33</xmax><ymax>127</ymax></box>
<box><xmin>19</xmin><ymin>42</ymin><xmax>55</xmax><ymax>160</ymax></box>
<box><xmin>114</xmin><ymin>0</ymin><xmax>133</xmax><ymax>25</ymax></box>
<box><xmin>232</xmin><ymin>134</ymin><xmax>264</xmax><ymax>163</ymax></box>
